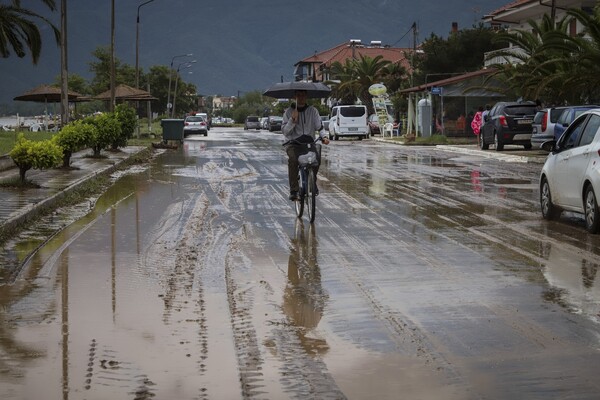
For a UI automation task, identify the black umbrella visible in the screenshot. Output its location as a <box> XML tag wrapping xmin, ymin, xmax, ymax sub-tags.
<box><xmin>263</xmin><ymin>81</ymin><xmax>331</xmax><ymax>99</ymax></box>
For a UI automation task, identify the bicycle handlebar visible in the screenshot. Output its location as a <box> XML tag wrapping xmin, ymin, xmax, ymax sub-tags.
<box><xmin>282</xmin><ymin>136</ymin><xmax>323</xmax><ymax>146</ymax></box>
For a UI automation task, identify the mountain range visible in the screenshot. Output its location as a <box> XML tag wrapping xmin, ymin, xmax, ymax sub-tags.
<box><xmin>0</xmin><ymin>0</ymin><xmax>509</xmax><ymax>108</ymax></box>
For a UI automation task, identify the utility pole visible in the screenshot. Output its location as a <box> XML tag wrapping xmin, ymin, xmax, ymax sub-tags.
<box><xmin>110</xmin><ymin>0</ymin><xmax>116</xmax><ymax>112</ymax></box>
<box><xmin>60</xmin><ymin>0</ymin><xmax>68</xmax><ymax>126</ymax></box>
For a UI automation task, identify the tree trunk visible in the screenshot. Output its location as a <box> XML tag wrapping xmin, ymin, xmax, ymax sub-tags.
<box><xmin>62</xmin><ymin>150</ymin><xmax>72</xmax><ymax>168</ymax></box>
<box><xmin>19</xmin><ymin>167</ymin><xmax>28</xmax><ymax>185</ymax></box>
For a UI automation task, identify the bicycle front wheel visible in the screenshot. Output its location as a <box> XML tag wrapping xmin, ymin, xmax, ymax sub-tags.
<box><xmin>306</xmin><ymin>168</ymin><xmax>316</xmax><ymax>223</ymax></box>
<box><xmin>295</xmin><ymin>169</ymin><xmax>304</xmax><ymax>218</ymax></box>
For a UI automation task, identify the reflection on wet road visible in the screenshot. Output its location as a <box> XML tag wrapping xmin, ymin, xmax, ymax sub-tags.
<box><xmin>1</xmin><ymin>127</ymin><xmax>600</xmax><ymax>399</ymax></box>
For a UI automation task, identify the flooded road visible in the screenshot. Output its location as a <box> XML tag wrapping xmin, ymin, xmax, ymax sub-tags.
<box><xmin>1</xmin><ymin>127</ymin><xmax>600</xmax><ymax>399</ymax></box>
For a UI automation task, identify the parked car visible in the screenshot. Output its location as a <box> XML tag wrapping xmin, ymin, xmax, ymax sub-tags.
<box><xmin>260</xmin><ymin>117</ymin><xmax>269</xmax><ymax>130</ymax></box>
<box><xmin>328</xmin><ymin>105</ymin><xmax>369</xmax><ymax>140</ymax></box>
<box><xmin>480</xmin><ymin>101</ymin><xmax>537</xmax><ymax>151</ymax></box>
<box><xmin>530</xmin><ymin>106</ymin><xmax>567</xmax><ymax>149</ymax></box>
<box><xmin>552</xmin><ymin>105</ymin><xmax>599</xmax><ymax>140</ymax></box>
<box><xmin>539</xmin><ymin>109</ymin><xmax>600</xmax><ymax>233</ymax></box>
<box><xmin>320</xmin><ymin>116</ymin><xmax>330</xmax><ymax>132</ymax></box>
<box><xmin>268</xmin><ymin>116</ymin><xmax>283</xmax><ymax>132</ymax></box>
<box><xmin>183</xmin><ymin>115</ymin><xmax>208</xmax><ymax>137</ymax></box>
<box><xmin>367</xmin><ymin>113</ymin><xmax>393</xmax><ymax>136</ymax></box>
<box><xmin>244</xmin><ymin>116</ymin><xmax>261</xmax><ymax>130</ymax></box>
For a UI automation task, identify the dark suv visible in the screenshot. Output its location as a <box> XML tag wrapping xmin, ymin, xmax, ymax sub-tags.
<box><xmin>480</xmin><ymin>101</ymin><xmax>537</xmax><ymax>151</ymax></box>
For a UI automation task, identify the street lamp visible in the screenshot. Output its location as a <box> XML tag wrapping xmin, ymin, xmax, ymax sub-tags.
<box><xmin>167</xmin><ymin>53</ymin><xmax>192</xmax><ymax>116</ymax></box>
<box><xmin>171</xmin><ymin>61</ymin><xmax>196</xmax><ymax>118</ymax></box>
<box><xmin>135</xmin><ymin>0</ymin><xmax>155</xmax><ymax>89</ymax></box>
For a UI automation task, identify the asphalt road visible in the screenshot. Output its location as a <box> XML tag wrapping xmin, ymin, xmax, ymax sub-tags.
<box><xmin>1</xmin><ymin>127</ymin><xmax>599</xmax><ymax>400</ymax></box>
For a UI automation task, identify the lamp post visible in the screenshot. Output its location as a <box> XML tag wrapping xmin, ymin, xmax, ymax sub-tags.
<box><xmin>172</xmin><ymin>61</ymin><xmax>195</xmax><ymax>118</ymax></box>
<box><xmin>135</xmin><ymin>0</ymin><xmax>155</xmax><ymax>89</ymax></box>
<box><xmin>167</xmin><ymin>53</ymin><xmax>192</xmax><ymax>116</ymax></box>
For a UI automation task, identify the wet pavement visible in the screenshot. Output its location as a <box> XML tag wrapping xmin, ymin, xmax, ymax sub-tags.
<box><xmin>1</xmin><ymin>128</ymin><xmax>599</xmax><ymax>399</ymax></box>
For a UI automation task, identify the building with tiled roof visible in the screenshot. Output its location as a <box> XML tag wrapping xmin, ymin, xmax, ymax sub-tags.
<box><xmin>482</xmin><ymin>0</ymin><xmax>595</xmax><ymax>66</ymax></box>
<box><xmin>293</xmin><ymin>39</ymin><xmax>413</xmax><ymax>82</ymax></box>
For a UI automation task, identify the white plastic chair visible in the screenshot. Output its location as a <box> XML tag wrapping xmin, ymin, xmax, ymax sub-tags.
<box><xmin>383</xmin><ymin>123</ymin><xmax>393</xmax><ymax>137</ymax></box>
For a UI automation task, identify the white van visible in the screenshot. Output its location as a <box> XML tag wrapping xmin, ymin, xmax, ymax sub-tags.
<box><xmin>195</xmin><ymin>112</ymin><xmax>210</xmax><ymax>130</ymax></box>
<box><xmin>328</xmin><ymin>105</ymin><xmax>369</xmax><ymax>140</ymax></box>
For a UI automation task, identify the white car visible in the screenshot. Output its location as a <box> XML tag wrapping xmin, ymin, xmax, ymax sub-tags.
<box><xmin>183</xmin><ymin>115</ymin><xmax>208</xmax><ymax>137</ymax></box>
<box><xmin>540</xmin><ymin>108</ymin><xmax>600</xmax><ymax>233</ymax></box>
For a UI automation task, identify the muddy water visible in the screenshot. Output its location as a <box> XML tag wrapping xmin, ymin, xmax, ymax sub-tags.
<box><xmin>1</xmin><ymin>128</ymin><xmax>600</xmax><ymax>399</ymax></box>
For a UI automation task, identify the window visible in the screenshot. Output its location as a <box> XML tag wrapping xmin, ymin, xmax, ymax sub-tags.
<box><xmin>560</xmin><ymin>116</ymin><xmax>586</xmax><ymax>150</ymax></box>
<box><xmin>579</xmin><ymin>114</ymin><xmax>600</xmax><ymax>147</ymax></box>
<box><xmin>339</xmin><ymin>106</ymin><xmax>366</xmax><ymax>117</ymax></box>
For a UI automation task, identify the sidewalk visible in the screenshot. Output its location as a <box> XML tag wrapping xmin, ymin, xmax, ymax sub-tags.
<box><xmin>372</xmin><ymin>137</ymin><xmax>548</xmax><ymax>164</ymax></box>
<box><xmin>0</xmin><ymin>146</ymin><xmax>148</xmax><ymax>235</ymax></box>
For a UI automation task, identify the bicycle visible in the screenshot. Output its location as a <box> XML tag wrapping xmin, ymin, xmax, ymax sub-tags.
<box><xmin>283</xmin><ymin>137</ymin><xmax>322</xmax><ymax>223</ymax></box>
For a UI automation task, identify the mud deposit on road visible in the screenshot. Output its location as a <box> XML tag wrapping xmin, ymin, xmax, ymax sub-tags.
<box><xmin>1</xmin><ymin>130</ymin><xmax>600</xmax><ymax>399</ymax></box>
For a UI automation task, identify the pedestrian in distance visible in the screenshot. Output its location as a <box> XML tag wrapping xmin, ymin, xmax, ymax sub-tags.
<box><xmin>482</xmin><ymin>104</ymin><xmax>491</xmax><ymax>122</ymax></box>
<box><xmin>282</xmin><ymin>90</ymin><xmax>330</xmax><ymax>201</ymax></box>
<box><xmin>470</xmin><ymin>106</ymin><xmax>484</xmax><ymax>136</ymax></box>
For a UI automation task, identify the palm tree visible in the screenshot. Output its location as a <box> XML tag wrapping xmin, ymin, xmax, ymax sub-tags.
<box><xmin>328</xmin><ymin>55</ymin><xmax>392</xmax><ymax>115</ymax></box>
<box><xmin>486</xmin><ymin>13</ymin><xmax>574</xmax><ymax>105</ymax></box>
<box><xmin>0</xmin><ymin>0</ymin><xmax>60</xmax><ymax>64</ymax></box>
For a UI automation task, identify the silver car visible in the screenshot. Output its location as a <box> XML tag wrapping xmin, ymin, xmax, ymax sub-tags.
<box><xmin>531</xmin><ymin>107</ymin><xmax>567</xmax><ymax>149</ymax></box>
<box><xmin>183</xmin><ymin>115</ymin><xmax>208</xmax><ymax>137</ymax></box>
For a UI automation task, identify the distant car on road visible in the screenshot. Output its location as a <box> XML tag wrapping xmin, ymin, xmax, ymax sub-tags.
<box><xmin>244</xmin><ymin>116</ymin><xmax>261</xmax><ymax>130</ymax></box>
<box><xmin>367</xmin><ymin>113</ymin><xmax>393</xmax><ymax>136</ymax></box>
<box><xmin>268</xmin><ymin>116</ymin><xmax>283</xmax><ymax>132</ymax></box>
<box><xmin>260</xmin><ymin>117</ymin><xmax>269</xmax><ymax>130</ymax></box>
<box><xmin>480</xmin><ymin>101</ymin><xmax>537</xmax><ymax>151</ymax></box>
<box><xmin>183</xmin><ymin>115</ymin><xmax>208</xmax><ymax>137</ymax></box>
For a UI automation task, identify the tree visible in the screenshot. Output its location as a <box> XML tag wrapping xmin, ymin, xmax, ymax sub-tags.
<box><xmin>52</xmin><ymin>120</ymin><xmax>95</xmax><ymax>167</ymax></box>
<box><xmin>10</xmin><ymin>133</ymin><xmax>62</xmax><ymax>184</ymax></box>
<box><xmin>0</xmin><ymin>0</ymin><xmax>60</xmax><ymax>64</ymax></box>
<box><xmin>112</xmin><ymin>104</ymin><xmax>136</xmax><ymax>149</ymax></box>
<box><xmin>486</xmin><ymin>14</ymin><xmax>575</xmax><ymax>104</ymax></box>
<box><xmin>84</xmin><ymin>113</ymin><xmax>121</xmax><ymax>157</ymax></box>
<box><xmin>88</xmin><ymin>46</ymin><xmax>135</xmax><ymax>95</ymax></box>
<box><xmin>53</xmin><ymin>72</ymin><xmax>90</xmax><ymax>95</ymax></box>
<box><xmin>414</xmin><ymin>25</ymin><xmax>506</xmax><ymax>85</ymax></box>
<box><xmin>328</xmin><ymin>55</ymin><xmax>391</xmax><ymax>115</ymax></box>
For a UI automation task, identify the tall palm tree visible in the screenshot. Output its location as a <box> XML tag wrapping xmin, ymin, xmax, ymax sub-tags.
<box><xmin>0</xmin><ymin>0</ymin><xmax>60</xmax><ymax>64</ymax></box>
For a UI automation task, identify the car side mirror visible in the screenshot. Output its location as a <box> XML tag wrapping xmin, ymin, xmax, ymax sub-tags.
<box><xmin>541</xmin><ymin>140</ymin><xmax>556</xmax><ymax>152</ymax></box>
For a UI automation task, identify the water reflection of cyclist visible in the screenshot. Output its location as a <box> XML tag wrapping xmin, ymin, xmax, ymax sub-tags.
<box><xmin>282</xmin><ymin>222</ymin><xmax>328</xmax><ymax>355</ymax></box>
<box><xmin>282</xmin><ymin>90</ymin><xmax>330</xmax><ymax>201</ymax></box>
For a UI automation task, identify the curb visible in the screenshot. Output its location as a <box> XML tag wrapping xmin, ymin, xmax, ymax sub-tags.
<box><xmin>0</xmin><ymin>147</ymin><xmax>150</xmax><ymax>239</ymax></box>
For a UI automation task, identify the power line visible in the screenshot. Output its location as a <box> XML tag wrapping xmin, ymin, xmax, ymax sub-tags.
<box><xmin>392</xmin><ymin>22</ymin><xmax>416</xmax><ymax>47</ymax></box>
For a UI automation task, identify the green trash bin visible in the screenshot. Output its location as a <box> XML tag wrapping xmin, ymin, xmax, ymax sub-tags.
<box><xmin>160</xmin><ymin>119</ymin><xmax>184</xmax><ymax>143</ymax></box>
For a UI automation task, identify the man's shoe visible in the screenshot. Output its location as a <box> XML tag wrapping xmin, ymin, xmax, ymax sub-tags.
<box><xmin>289</xmin><ymin>191</ymin><xmax>299</xmax><ymax>201</ymax></box>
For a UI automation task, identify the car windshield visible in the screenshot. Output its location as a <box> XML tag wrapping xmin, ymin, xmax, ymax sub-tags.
<box><xmin>247</xmin><ymin>117</ymin><xmax>258</xmax><ymax>122</ymax></box>
<box><xmin>549</xmin><ymin>108</ymin><xmax>565</xmax><ymax>122</ymax></box>
<box><xmin>533</xmin><ymin>111</ymin><xmax>545</xmax><ymax>124</ymax></box>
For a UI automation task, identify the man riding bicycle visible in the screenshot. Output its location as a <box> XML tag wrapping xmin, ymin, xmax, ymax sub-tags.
<box><xmin>282</xmin><ymin>90</ymin><xmax>330</xmax><ymax>201</ymax></box>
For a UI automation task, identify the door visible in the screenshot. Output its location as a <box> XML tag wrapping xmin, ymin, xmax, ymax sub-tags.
<box><xmin>554</xmin><ymin>115</ymin><xmax>589</xmax><ymax>207</ymax></box>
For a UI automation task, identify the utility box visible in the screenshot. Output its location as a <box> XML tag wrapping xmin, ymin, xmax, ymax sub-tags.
<box><xmin>417</xmin><ymin>99</ymin><xmax>432</xmax><ymax>138</ymax></box>
<box><xmin>160</xmin><ymin>119</ymin><xmax>184</xmax><ymax>143</ymax></box>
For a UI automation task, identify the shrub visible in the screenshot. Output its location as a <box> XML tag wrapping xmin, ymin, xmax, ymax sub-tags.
<box><xmin>9</xmin><ymin>133</ymin><xmax>62</xmax><ymax>184</ymax></box>
<box><xmin>85</xmin><ymin>113</ymin><xmax>121</xmax><ymax>157</ymax></box>
<box><xmin>53</xmin><ymin>120</ymin><xmax>97</xmax><ymax>167</ymax></box>
<box><xmin>113</xmin><ymin>104</ymin><xmax>137</xmax><ymax>149</ymax></box>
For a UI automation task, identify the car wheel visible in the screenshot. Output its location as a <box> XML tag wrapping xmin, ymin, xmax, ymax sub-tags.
<box><xmin>334</xmin><ymin>134</ymin><xmax>339</xmax><ymax>141</ymax></box>
<box><xmin>584</xmin><ymin>186</ymin><xmax>600</xmax><ymax>233</ymax></box>
<box><xmin>358</xmin><ymin>136</ymin><xmax>363</xmax><ymax>141</ymax></box>
<box><xmin>524</xmin><ymin>143</ymin><xmax>532</xmax><ymax>150</ymax></box>
<box><xmin>494</xmin><ymin>132</ymin><xmax>504</xmax><ymax>151</ymax></box>
<box><xmin>540</xmin><ymin>177</ymin><xmax>561</xmax><ymax>220</ymax></box>
<box><xmin>479</xmin><ymin>133</ymin><xmax>488</xmax><ymax>150</ymax></box>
